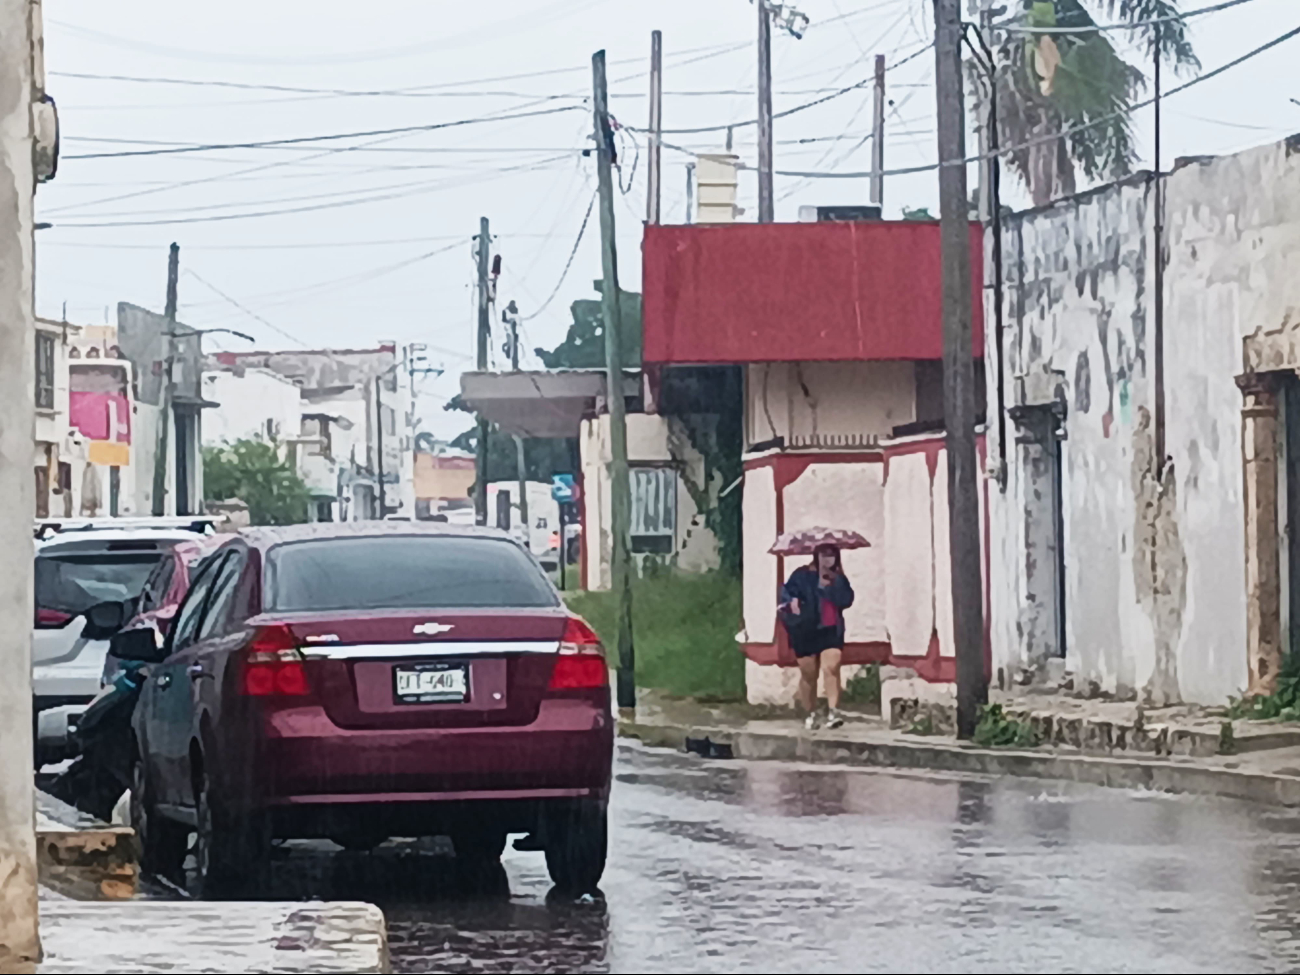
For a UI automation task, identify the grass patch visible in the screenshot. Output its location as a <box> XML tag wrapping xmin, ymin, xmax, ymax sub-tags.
<box><xmin>842</xmin><ymin>664</ymin><xmax>881</xmax><ymax>707</ymax></box>
<box><xmin>1229</xmin><ymin>653</ymin><xmax>1300</xmax><ymax>721</ymax></box>
<box><xmin>564</xmin><ymin>569</ymin><xmax>745</xmax><ymax>702</ymax></box>
<box><xmin>972</xmin><ymin>704</ymin><xmax>1041</xmax><ymax>748</ymax></box>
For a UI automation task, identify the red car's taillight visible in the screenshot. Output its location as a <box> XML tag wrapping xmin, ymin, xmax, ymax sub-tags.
<box><xmin>548</xmin><ymin>616</ymin><xmax>609</xmax><ymax>690</ymax></box>
<box><xmin>240</xmin><ymin>624</ymin><xmax>310</xmax><ymax>697</ymax></box>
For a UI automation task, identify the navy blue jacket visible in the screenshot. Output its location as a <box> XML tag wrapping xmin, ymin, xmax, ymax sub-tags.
<box><xmin>779</xmin><ymin>565</ymin><xmax>855</xmax><ymax>653</ymax></box>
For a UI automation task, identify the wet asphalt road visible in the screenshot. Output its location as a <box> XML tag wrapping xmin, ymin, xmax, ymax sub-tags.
<box><xmin>195</xmin><ymin>743</ymin><xmax>1300</xmax><ymax>973</ymax></box>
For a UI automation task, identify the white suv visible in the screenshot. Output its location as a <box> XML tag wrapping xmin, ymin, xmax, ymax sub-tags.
<box><xmin>32</xmin><ymin>517</ymin><xmax>215</xmax><ymax>766</ymax></box>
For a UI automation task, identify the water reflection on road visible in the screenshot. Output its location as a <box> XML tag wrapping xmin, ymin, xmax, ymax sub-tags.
<box><xmin>239</xmin><ymin>744</ymin><xmax>1300</xmax><ymax>973</ymax></box>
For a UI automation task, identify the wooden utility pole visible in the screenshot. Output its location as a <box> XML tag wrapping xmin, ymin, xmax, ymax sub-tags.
<box><xmin>647</xmin><ymin>30</ymin><xmax>663</xmax><ymax>225</ymax></box>
<box><xmin>592</xmin><ymin>50</ymin><xmax>636</xmax><ymax>711</ymax></box>
<box><xmin>474</xmin><ymin>217</ymin><xmax>491</xmax><ymax>526</ymax></box>
<box><xmin>934</xmin><ymin>0</ymin><xmax>987</xmax><ymax>738</ymax></box>
<box><xmin>374</xmin><ymin>378</ymin><xmax>386</xmax><ymax>519</ymax></box>
<box><xmin>0</xmin><ymin>0</ymin><xmax>41</xmax><ymax>960</ymax></box>
<box><xmin>756</xmin><ymin>1</ymin><xmax>774</xmax><ymax>222</ymax></box>
<box><xmin>507</xmin><ymin>300</ymin><xmax>529</xmax><ymax>537</ymax></box>
<box><xmin>870</xmin><ymin>54</ymin><xmax>885</xmax><ymax>207</ymax></box>
<box><xmin>151</xmin><ymin>242</ymin><xmax>179</xmax><ymax>516</ymax></box>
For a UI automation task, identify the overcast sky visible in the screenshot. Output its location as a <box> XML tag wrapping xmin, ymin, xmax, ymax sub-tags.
<box><xmin>36</xmin><ymin>0</ymin><xmax>1300</xmax><ymax>439</ymax></box>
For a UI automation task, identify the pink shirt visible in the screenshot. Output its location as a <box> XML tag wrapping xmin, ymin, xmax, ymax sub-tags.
<box><xmin>819</xmin><ymin>593</ymin><xmax>838</xmax><ymax>628</ymax></box>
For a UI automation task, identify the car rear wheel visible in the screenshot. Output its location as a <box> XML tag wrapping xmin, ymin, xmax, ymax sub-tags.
<box><xmin>194</xmin><ymin>766</ymin><xmax>268</xmax><ymax>898</ymax></box>
<box><xmin>452</xmin><ymin>824</ymin><xmax>508</xmax><ymax>866</ymax></box>
<box><xmin>131</xmin><ymin>752</ymin><xmax>187</xmax><ymax>882</ymax></box>
<box><xmin>543</xmin><ymin>799</ymin><xmax>607</xmax><ymax>894</ymax></box>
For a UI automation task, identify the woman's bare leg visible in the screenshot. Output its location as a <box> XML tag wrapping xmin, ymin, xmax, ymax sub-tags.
<box><xmin>821</xmin><ymin>647</ymin><xmax>843</xmax><ymax>711</ymax></box>
<box><xmin>796</xmin><ymin>655</ymin><xmax>820</xmax><ymax>714</ymax></box>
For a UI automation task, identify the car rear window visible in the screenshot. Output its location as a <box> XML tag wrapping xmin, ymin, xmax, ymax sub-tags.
<box><xmin>264</xmin><ymin>535</ymin><xmax>560</xmax><ymax>612</ymax></box>
<box><xmin>34</xmin><ymin>551</ymin><xmax>165</xmax><ymax>625</ymax></box>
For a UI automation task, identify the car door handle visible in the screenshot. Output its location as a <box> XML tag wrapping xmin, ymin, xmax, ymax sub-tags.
<box><xmin>156</xmin><ymin>673</ymin><xmax>172</xmax><ymax>689</ymax></box>
<box><xmin>187</xmin><ymin>664</ymin><xmax>210</xmax><ymax>680</ymax></box>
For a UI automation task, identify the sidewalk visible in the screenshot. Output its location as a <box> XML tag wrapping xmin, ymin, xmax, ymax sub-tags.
<box><xmin>33</xmin><ymin>791</ymin><xmax>391</xmax><ymax>974</ymax></box>
<box><xmin>620</xmin><ymin>690</ymin><xmax>1300</xmax><ymax>807</ymax></box>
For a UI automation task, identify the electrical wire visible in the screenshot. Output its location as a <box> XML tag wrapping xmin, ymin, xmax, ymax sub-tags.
<box><xmin>767</xmin><ymin>22</ymin><xmax>1300</xmax><ymax>180</ymax></box>
<box><xmin>999</xmin><ymin>0</ymin><xmax>1258</xmax><ymax>34</ymax></box>
<box><xmin>62</xmin><ymin>104</ymin><xmax>584</xmax><ymax>160</ymax></box>
<box><xmin>521</xmin><ymin>189</ymin><xmax>597</xmax><ymax>322</ymax></box>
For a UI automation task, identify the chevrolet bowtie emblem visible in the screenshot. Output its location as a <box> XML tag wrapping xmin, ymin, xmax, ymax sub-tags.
<box><xmin>412</xmin><ymin>622</ymin><xmax>455</xmax><ymax>636</ymax></box>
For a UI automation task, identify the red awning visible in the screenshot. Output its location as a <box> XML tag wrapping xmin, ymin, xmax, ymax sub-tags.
<box><xmin>642</xmin><ymin>220</ymin><xmax>984</xmax><ymax>365</ymax></box>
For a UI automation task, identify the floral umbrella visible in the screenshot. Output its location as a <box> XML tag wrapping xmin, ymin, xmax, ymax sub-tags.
<box><xmin>769</xmin><ymin>526</ymin><xmax>871</xmax><ymax>556</ymax></box>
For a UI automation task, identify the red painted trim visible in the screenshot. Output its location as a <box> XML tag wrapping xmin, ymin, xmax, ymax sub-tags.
<box><xmin>578</xmin><ymin>467</ymin><xmax>589</xmax><ymax>591</ymax></box>
<box><xmin>745</xmin><ymin>433</ymin><xmax>986</xmax><ymax>685</ymax></box>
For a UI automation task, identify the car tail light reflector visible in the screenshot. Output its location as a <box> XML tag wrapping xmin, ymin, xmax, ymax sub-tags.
<box><xmin>549</xmin><ymin>616</ymin><xmax>608</xmax><ymax>690</ymax></box>
<box><xmin>241</xmin><ymin>624</ymin><xmax>310</xmax><ymax>697</ymax></box>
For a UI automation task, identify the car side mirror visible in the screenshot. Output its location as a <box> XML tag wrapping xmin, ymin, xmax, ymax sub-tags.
<box><xmin>108</xmin><ymin>627</ymin><xmax>167</xmax><ymax>664</ymax></box>
<box><xmin>82</xmin><ymin>600</ymin><xmax>128</xmax><ymax>640</ymax></box>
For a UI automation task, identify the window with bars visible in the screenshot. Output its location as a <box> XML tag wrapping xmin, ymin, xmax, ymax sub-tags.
<box><xmin>630</xmin><ymin>466</ymin><xmax>677</xmax><ymax>555</ymax></box>
<box><xmin>35</xmin><ymin>331</ymin><xmax>55</xmax><ymax>411</ymax></box>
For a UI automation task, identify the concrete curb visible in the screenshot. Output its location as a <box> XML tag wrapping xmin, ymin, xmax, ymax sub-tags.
<box><xmin>37</xmin><ymin>901</ymin><xmax>390</xmax><ymax>973</ymax></box>
<box><xmin>35</xmin><ymin>791</ymin><xmax>138</xmax><ymax>901</ymax></box>
<box><xmin>620</xmin><ymin>720</ymin><xmax>1300</xmax><ymax>807</ymax></box>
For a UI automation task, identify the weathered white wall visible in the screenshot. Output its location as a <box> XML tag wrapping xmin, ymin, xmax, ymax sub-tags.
<box><xmin>741</xmin><ymin>463</ymin><xmax>778</xmax><ymax>643</ymax></box>
<box><xmin>988</xmin><ymin>139</ymin><xmax>1300</xmax><ymax>706</ymax></box>
<box><xmin>746</xmin><ymin>360</ymin><xmax>917</xmax><ymax>443</ymax></box>
<box><xmin>201</xmin><ymin>368</ymin><xmax>302</xmax><ymax>448</ymax></box>
<box><xmin>580</xmin><ymin>412</ymin><xmax>721</xmax><ymax>590</ymax></box>
<box><xmin>783</xmin><ymin>461</ymin><xmax>886</xmax><ymax>643</ymax></box>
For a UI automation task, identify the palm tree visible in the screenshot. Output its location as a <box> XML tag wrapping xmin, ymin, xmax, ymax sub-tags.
<box><xmin>983</xmin><ymin>1</ymin><xmax>1199</xmax><ymax>207</ymax></box>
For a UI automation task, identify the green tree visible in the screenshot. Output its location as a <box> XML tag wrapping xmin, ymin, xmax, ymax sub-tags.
<box><xmin>203</xmin><ymin>438</ymin><xmax>311</xmax><ymax>525</ymax></box>
<box><xmin>534</xmin><ymin>280</ymin><xmax>642</xmax><ymax>370</ymax></box>
<box><xmin>987</xmin><ymin>1</ymin><xmax>1198</xmax><ymax>206</ymax></box>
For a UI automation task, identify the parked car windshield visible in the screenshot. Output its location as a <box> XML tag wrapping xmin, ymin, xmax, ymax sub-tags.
<box><xmin>264</xmin><ymin>535</ymin><xmax>560</xmax><ymax>612</ymax></box>
<box><xmin>35</xmin><ymin>551</ymin><xmax>165</xmax><ymax>625</ymax></box>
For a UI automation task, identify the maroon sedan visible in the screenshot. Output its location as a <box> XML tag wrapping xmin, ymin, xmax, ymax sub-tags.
<box><xmin>129</xmin><ymin>522</ymin><xmax>613</xmax><ymax>895</ymax></box>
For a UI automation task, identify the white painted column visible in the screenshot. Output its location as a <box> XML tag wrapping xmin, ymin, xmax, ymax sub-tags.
<box><xmin>0</xmin><ymin>0</ymin><xmax>41</xmax><ymax>964</ymax></box>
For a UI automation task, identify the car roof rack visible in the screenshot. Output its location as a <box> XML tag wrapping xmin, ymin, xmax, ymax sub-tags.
<box><xmin>34</xmin><ymin>516</ymin><xmax>218</xmax><ymax>541</ymax></box>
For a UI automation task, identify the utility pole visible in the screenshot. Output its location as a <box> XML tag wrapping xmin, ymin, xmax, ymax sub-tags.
<box><xmin>151</xmin><ymin>243</ymin><xmax>179</xmax><ymax>516</ymax></box>
<box><xmin>0</xmin><ymin>0</ymin><xmax>41</xmax><ymax>961</ymax></box>
<box><xmin>647</xmin><ymin>30</ymin><xmax>663</xmax><ymax>225</ymax></box>
<box><xmin>934</xmin><ymin>0</ymin><xmax>987</xmax><ymax>738</ymax></box>
<box><xmin>506</xmin><ymin>300</ymin><xmax>529</xmax><ymax>539</ymax></box>
<box><xmin>1152</xmin><ymin>21</ymin><xmax>1166</xmax><ymax>471</ymax></box>
<box><xmin>756</xmin><ymin>1</ymin><xmax>774</xmax><ymax>222</ymax></box>
<box><xmin>474</xmin><ymin>217</ymin><xmax>491</xmax><ymax>526</ymax></box>
<box><xmin>592</xmin><ymin>49</ymin><xmax>636</xmax><ymax>711</ymax></box>
<box><xmin>870</xmin><ymin>54</ymin><xmax>885</xmax><ymax>207</ymax></box>
<box><xmin>374</xmin><ymin>378</ymin><xmax>385</xmax><ymax>519</ymax></box>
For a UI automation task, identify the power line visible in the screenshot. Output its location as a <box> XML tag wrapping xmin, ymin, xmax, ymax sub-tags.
<box><xmin>637</xmin><ymin>39</ymin><xmax>935</xmax><ymax>136</ymax></box>
<box><xmin>999</xmin><ymin>0</ymin><xmax>1258</xmax><ymax>34</ymax></box>
<box><xmin>51</xmin><ymin>155</ymin><xmax>573</xmax><ymax>227</ymax></box>
<box><xmin>521</xmin><ymin>189</ymin><xmax>597</xmax><ymax>322</ymax></box>
<box><xmin>62</xmin><ymin>104</ymin><xmax>584</xmax><ymax>160</ymax></box>
<box><xmin>182</xmin><ymin>268</ymin><xmax>308</xmax><ymax>348</ymax></box>
<box><xmin>772</xmin><ymin>22</ymin><xmax>1300</xmax><ymax>180</ymax></box>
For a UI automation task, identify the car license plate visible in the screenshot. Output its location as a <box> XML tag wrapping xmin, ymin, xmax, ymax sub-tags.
<box><xmin>393</xmin><ymin>662</ymin><xmax>469</xmax><ymax>704</ymax></box>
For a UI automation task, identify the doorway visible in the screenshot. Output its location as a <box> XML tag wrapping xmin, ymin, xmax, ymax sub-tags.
<box><xmin>1010</xmin><ymin>401</ymin><xmax>1068</xmax><ymax>666</ymax></box>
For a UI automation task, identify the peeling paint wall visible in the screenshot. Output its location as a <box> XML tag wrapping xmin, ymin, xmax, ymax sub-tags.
<box><xmin>990</xmin><ymin>177</ymin><xmax>1158</xmax><ymax>699</ymax></box>
<box><xmin>991</xmin><ymin>138</ymin><xmax>1300</xmax><ymax>706</ymax></box>
<box><xmin>579</xmin><ymin>412</ymin><xmax>721</xmax><ymax>590</ymax></box>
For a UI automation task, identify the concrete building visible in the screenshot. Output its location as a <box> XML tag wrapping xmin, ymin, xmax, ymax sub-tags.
<box><xmin>413</xmin><ymin>449</ymin><xmax>475</xmax><ymax>518</ymax></box>
<box><xmin>985</xmin><ymin>134</ymin><xmax>1300</xmax><ymax>708</ymax></box>
<box><xmin>206</xmin><ymin>344</ymin><xmax>415</xmax><ymax>521</ymax></box>
<box><xmin>641</xmin><ymin>208</ymin><xmax>986</xmax><ymax>706</ymax></box>
<box><xmin>32</xmin><ymin>317</ymin><xmax>81</xmax><ymax>518</ymax></box>
<box><xmin>117</xmin><ymin>302</ymin><xmax>211</xmax><ymax>517</ymax></box>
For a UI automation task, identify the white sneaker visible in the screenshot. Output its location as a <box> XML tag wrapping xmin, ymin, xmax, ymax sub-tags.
<box><xmin>804</xmin><ymin>712</ymin><xmax>820</xmax><ymax>731</ymax></box>
<box><xmin>825</xmin><ymin>709</ymin><xmax>845</xmax><ymax>730</ymax></box>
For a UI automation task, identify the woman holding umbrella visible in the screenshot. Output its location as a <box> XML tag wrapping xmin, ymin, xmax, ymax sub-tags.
<box><xmin>774</xmin><ymin>528</ymin><xmax>864</xmax><ymax>730</ymax></box>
